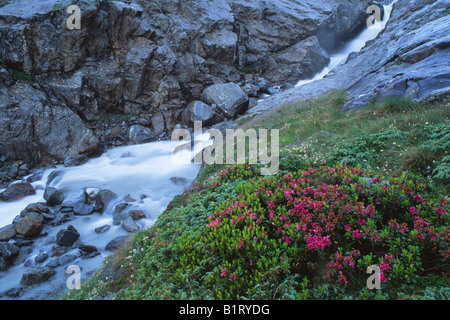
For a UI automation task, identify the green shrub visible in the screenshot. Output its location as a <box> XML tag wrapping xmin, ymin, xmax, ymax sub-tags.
<box><xmin>118</xmin><ymin>164</ymin><xmax>449</xmax><ymax>300</ymax></box>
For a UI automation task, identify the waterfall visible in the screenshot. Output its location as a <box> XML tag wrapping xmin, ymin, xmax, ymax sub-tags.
<box><xmin>294</xmin><ymin>1</ymin><xmax>396</xmax><ymax>88</ymax></box>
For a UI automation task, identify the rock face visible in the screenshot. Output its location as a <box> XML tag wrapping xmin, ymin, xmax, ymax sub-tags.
<box><xmin>248</xmin><ymin>0</ymin><xmax>450</xmax><ymax>114</ymax></box>
<box><xmin>0</xmin><ymin>0</ymin><xmax>370</xmax><ymax>164</ymax></box>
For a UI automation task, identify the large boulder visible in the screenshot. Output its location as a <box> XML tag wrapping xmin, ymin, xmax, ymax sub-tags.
<box><xmin>20</xmin><ymin>267</ymin><xmax>56</xmax><ymax>286</ymax></box>
<box><xmin>14</xmin><ymin>217</ymin><xmax>42</xmax><ymax>237</ymax></box>
<box><xmin>0</xmin><ymin>182</ymin><xmax>35</xmax><ymax>201</ymax></box>
<box><xmin>181</xmin><ymin>100</ymin><xmax>224</xmax><ymax>126</ymax></box>
<box><xmin>95</xmin><ymin>189</ymin><xmax>118</xmax><ymax>213</ymax></box>
<box><xmin>56</xmin><ymin>225</ymin><xmax>80</xmax><ymax>246</ymax></box>
<box><xmin>202</xmin><ymin>83</ymin><xmax>249</xmax><ymax>118</ymax></box>
<box><xmin>105</xmin><ymin>235</ymin><xmax>128</xmax><ymax>251</ymax></box>
<box><xmin>43</xmin><ymin>187</ymin><xmax>65</xmax><ymax>206</ymax></box>
<box><xmin>128</xmin><ymin>125</ymin><xmax>157</xmax><ymax>144</ymax></box>
<box><xmin>73</xmin><ymin>203</ymin><xmax>94</xmax><ymax>216</ymax></box>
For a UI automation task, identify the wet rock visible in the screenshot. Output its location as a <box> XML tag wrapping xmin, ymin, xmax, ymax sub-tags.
<box><xmin>2</xmin><ymin>287</ymin><xmax>24</xmax><ymax>298</ymax></box>
<box><xmin>79</xmin><ymin>244</ymin><xmax>98</xmax><ymax>253</ymax></box>
<box><xmin>85</xmin><ymin>187</ymin><xmax>101</xmax><ymax>201</ymax></box>
<box><xmin>0</xmin><ymin>182</ymin><xmax>36</xmax><ymax>201</ymax></box>
<box><xmin>14</xmin><ymin>217</ymin><xmax>42</xmax><ymax>237</ymax></box>
<box><xmin>150</xmin><ymin>112</ymin><xmax>166</xmax><ymax>136</ymax></box>
<box><xmin>128</xmin><ymin>209</ymin><xmax>146</xmax><ymax>220</ymax></box>
<box><xmin>10</xmin><ymin>236</ymin><xmax>33</xmax><ymax>247</ymax></box>
<box><xmin>0</xmin><ymin>224</ymin><xmax>16</xmax><ymax>241</ymax></box>
<box><xmin>56</xmin><ymin>226</ymin><xmax>80</xmax><ymax>247</ymax></box>
<box><xmin>123</xmin><ymin>195</ymin><xmax>136</xmax><ymax>202</ymax></box>
<box><xmin>105</xmin><ymin>235</ymin><xmax>128</xmax><ymax>251</ymax></box>
<box><xmin>128</xmin><ymin>125</ymin><xmax>157</xmax><ymax>144</ymax></box>
<box><xmin>20</xmin><ymin>267</ymin><xmax>56</xmax><ymax>286</ymax></box>
<box><xmin>95</xmin><ymin>224</ymin><xmax>111</xmax><ymax>234</ymax></box>
<box><xmin>22</xmin><ymin>169</ymin><xmax>44</xmax><ymax>184</ymax></box>
<box><xmin>46</xmin><ymin>254</ymin><xmax>78</xmax><ymax>268</ymax></box>
<box><xmin>64</xmin><ymin>154</ymin><xmax>89</xmax><ymax>167</ymax></box>
<box><xmin>35</xmin><ymin>252</ymin><xmax>49</xmax><ymax>264</ymax></box>
<box><xmin>49</xmin><ymin>212</ymin><xmax>74</xmax><ymax>226</ymax></box>
<box><xmin>23</xmin><ymin>202</ymin><xmax>50</xmax><ymax>214</ymax></box>
<box><xmin>170</xmin><ymin>177</ymin><xmax>188</xmax><ymax>186</ymax></box>
<box><xmin>12</xmin><ymin>246</ymin><xmax>33</xmax><ymax>266</ymax></box>
<box><xmin>262</xmin><ymin>36</ymin><xmax>330</xmax><ymax>86</ymax></box>
<box><xmin>43</xmin><ymin>187</ymin><xmax>65</xmax><ymax>206</ymax></box>
<box><xmin>95</xmin><ymin>189</ymin><xmax>117</xmax><ymax>212</ymax></box>
<box><xmin>0</xmin><ymin>82</ymin><xmax>99</xmax><ymax>165</ymax></box>
<box><xmin>73</xmin><ymin>203</ymin><xmax>94</xmax><ymax>216</ymax></box>
<box><xmin>202</xmin><ymin>83</ymin><xmax>249</xmax><ymax>118</ymax></box>
<box><xmin>121</xmin><ymin>217</ymin><xmax>140</xmax><ymax>233</ymax></box>
<box><xmin>0</xmin><ymin>242</ymin><xmax>19</xmax><ymax>260</ymax></box>
<box><xmin>19</xmin><ymin>210</ymin><xmax>44</xmax><ymax>223</ymax></box>
<box><xmin>181</xmin><ymin>101</ymin><xmax>224</xmax><ymax>126</ymax></box>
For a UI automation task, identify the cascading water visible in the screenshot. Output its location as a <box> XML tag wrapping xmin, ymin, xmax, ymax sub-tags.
<box><xmin>295</xmin><ymin>1</ymin><xmax>396</xmax><ymax>88</ymax></box>
<box><xmin>0</xmin><ymin>136</ymin><xmax>208</xmax><ymax>299</ymax></box>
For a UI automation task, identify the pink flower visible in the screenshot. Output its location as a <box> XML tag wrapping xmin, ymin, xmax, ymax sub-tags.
<box><xmin>338</xmin><ymin>271</ymin><xmax>348</xmax><ymax>285</ymax></box>
<box><xmin>409</xmin><ymin>207</ymin><xmax>419</xmax><ymax>215</ymax></box>
<box><xmin>380</xmin><ymin>261</ymin><xmax>391</xmax><ymax>271</ymax></box>
<box><xmin>220</xmin><ymin>269</ymin><xmax>228</xmax><ymax>278</ymax></box>
<box><xmin>282</xmin><ymin>236</ymin><xmax>292</xmax><ymax>244</ymax></box>
<box><xmin>352</xmin><ymin>230</ymin><xmax>362</xmax><ymax>238</ymax></box>
<box><xmin>208</xmin><ymin>219</ymin><xmax>221</xmax><ymax>228</ymax></box>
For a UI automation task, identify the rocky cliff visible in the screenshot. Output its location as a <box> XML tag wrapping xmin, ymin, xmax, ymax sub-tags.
<box><xmin>248</xmin><ymin>0</ymin><xmax>450</xmax><ymax>115</ymax></box>
<box><xmin>0</xmin><ymin>0</ymin><xmax>370</xmax><ymax>166</ymax></box>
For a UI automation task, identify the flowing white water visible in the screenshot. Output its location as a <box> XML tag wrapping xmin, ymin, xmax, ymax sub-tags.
<box><xmin>294</xmin><ymin>2</ymin><xmax>396</xmax><ymax>88</ymax></box>
<box><xmin>0</xmin><ymin>137</ymin><xmax>207</xmax><ymax>299</ymax></box>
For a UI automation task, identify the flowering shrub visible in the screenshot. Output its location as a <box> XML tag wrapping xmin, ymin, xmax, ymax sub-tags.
<box><xmin>170</xmin><ymin>165</ymin><xmax>449</xmax><ymax>299</ymax></box>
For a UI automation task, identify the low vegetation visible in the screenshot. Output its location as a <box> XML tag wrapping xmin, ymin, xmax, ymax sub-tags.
<box><xmin>64</xmin><ymin>91</ymin><xmax>449</xmax><ymax>300</ymax></box>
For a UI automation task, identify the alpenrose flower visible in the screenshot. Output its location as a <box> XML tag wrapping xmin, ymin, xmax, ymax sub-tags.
<box><xmin>173</xmin><ymin>164</ymin><xmax>449</xmax><ymax>297</ymax></box>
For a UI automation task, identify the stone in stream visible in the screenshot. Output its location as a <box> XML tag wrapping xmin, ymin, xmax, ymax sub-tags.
<box><xmin>105</xmin><ymin>236</ymin><xmax>128</xmax><ymax>251</ymax></box>
<box><xmin>202</xmin><ymin>83</ymin><xmax>249</xmax><ymax>118</ymax></box>
<box><xmin>20</xmin><ymin>267</ymin><xmax>56</xmax><ymax>286</ymax></box>
<box><xmin>73</xmin><ymin>203</ymin><xmax>94</xmax><ymax>215</ymax></box>
<box><xmin>14</xmin><ymin>217</ymin><xmax>42</xmax><ymax>237</ymax></box>
<box><xmin>0</xmin><ymin>224</ymin><xmax>16</xmax><ymax>241</ymax></box>
<box><xmin>56</xmin><ymin>225</ymin><xmax>80</xmax><ymax>246</ymax></box>
<box><xmin>34</xmin><ymin>252</ymin><xmax>49</xmax><ymax>264</ymax></box>
<box><xmin>0</xmin><ymin>183</ymin><xmax>36</xmax><ymax>202</ymax></box>
<box><xmin>128</xmin><ymin>125</ymin><xmax>157</xmax><ymax>144</ymax></box>
<box><xmin>0</xmin><ymin>242</ymin><xmax>19</xmax><ymax>260</ymax></box>
<box><xmin>121</xmin><ymin>217</ymin><xmax>140</xmax><ymax>233</ymax></box>
<box><xmin>128</xmin><ymin>209</ymin><xmax>146</xmax><ymax>220</ymax></box>
<box><xmin>95</xmin><ymin>224</ymin><xmax>111</xmax><ymax>234</ymax></box>
<box><xmin>95</xmin><ymin>189</ymin><xmax>118</xmax><ymax>212</ymax></box>
<box><xmin>43</xmin><ymin>187</ymin><xmax>65</xmax><ymax>206</ymax></box>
